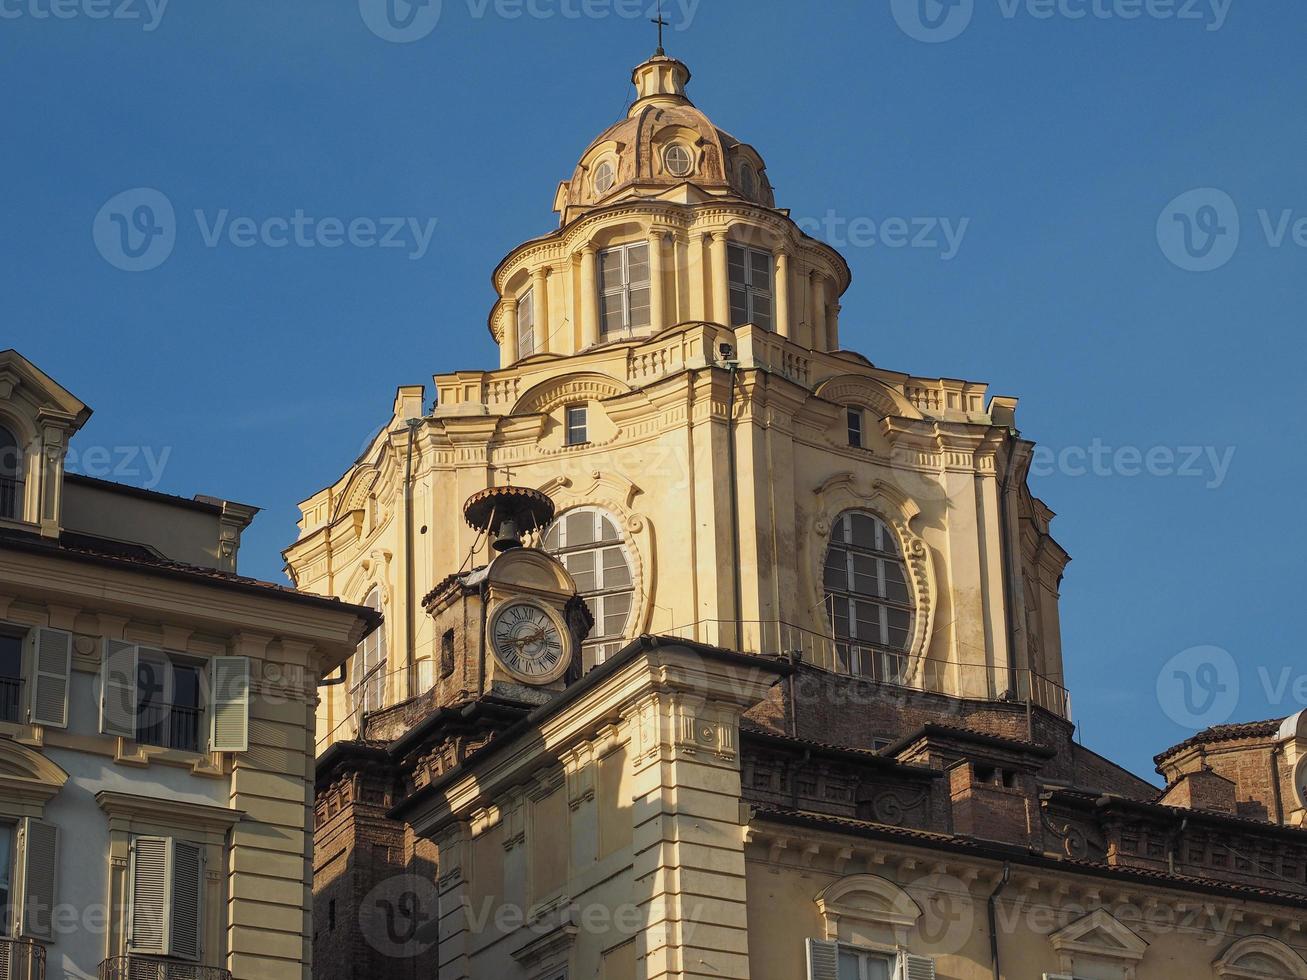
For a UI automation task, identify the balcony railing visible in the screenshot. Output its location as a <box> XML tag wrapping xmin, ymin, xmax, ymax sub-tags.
<box><xmin>0</xmin><ymin>476</ymin><xmax>20</xmax><ymax>521</ymax></box>
<box><xmin>0</xmin><ymin>937</ymin><xmax>46</xmax><ymax>980</ymax></box>
<box><xmin>662</xmin><ymin>619</ymin><xmax>1072</xmax><ymax>719</ymax></box>
<box><xmin>136</xmin><ymin>703</ymin><xmax>202</xmax><ymax>753</ymax></box>
<box><xmin>0</xmin><ymin>675</ymin><xmax>23</xmax><ymax>724</ymax></box>
<box><xmin>98</xmin><ymin>957</ymin><xmax>231</xmax><ymax>980</ymax></box>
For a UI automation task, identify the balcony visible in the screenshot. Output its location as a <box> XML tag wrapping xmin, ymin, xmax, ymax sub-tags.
<box><xmin>0</xmin><ymin>937</ymin><xmax>46</xmax><ymax>980</ymax></box>
<box><xmin>662</xmin><ymin>619</ymin><xmax>1072</xmax><ymax>719</ymax></box>
<box><xmin>98</xmin><ymin>957</ymin><xmax>231</xmax><ymax>980</ymax></box>
<box><xmin>0</xmin><ymin>675</ymin><xmax>22</xmax><ymax>724</ymax></box>
<box><xmin>135</xmin><ymin>704</ymin><xmax>202</xmax><ymax>753</ymax></box>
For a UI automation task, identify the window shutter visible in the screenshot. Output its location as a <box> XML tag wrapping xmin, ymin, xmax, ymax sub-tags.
<box><xmin>101</xmin><ymin>640</ymin><xmax>138</xmax><ymax>738</ymax></box>
<box><xmin>128</xmin><ymin>836</ymin><xmax>169</xmax><ymax>954</ymax></box>
<box><xmin>29</xmin><ymin>628</ymin><xmax>72</xmax><ymax>728</ymax></box>
<box><xmin>900</xmin><ymin>954</ymin><xmax>937</xmax><ymax>980</ymax></box>
<box><xmin>806</xmin><ymin>938</ymin><xmax>839</xmax><ymax>980</ymax></box>
<box><xmin>17</xmin><ymin>818</ymin><xmax>58</xmax><ymax>941</ymax></box>
<box><xmin>210</xmin><ymin>657</ymin><xmax>250</xmax><ymax>753</ymax></box>
<box><xmin>169</xmin><ymin>840</ymin><xmax>203</xmax><ymax>961</ymax></box>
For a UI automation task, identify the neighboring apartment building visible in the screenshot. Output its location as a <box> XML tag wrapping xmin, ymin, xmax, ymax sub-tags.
<box><xmin>0</xmin><ymin>349</ymin><xmax>379</xmax><ymax>980</ymax></box>
<box><xmin>290</xmin><ymin>51</ymin><xmax>1307</xmax><ymax>980</ymax></box>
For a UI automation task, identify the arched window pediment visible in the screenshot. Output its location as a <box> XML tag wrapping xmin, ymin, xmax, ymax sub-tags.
<box><xmin>815</xmin><ymin>873</ymin><xmax>922</xmax><ymax>949</ymax></box>
<box><xmin>0</xmin><ymin>739</ymin><xmax>69</xmax><ymax>816</ymax></box>
<box><xmin>1216</xmin><ymin>936</ymin><xmax>1307</xmax><ymax>979</ymax></box>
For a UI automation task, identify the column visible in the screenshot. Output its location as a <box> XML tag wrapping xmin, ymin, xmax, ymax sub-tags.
<box><xmin>500</xmin><ymin>296</ymin><xmax>519</xmax><ymax>367</ymax></box>
<box><xmin>810</xmin><ymin>273</ymin><xmax>828</xmax><ymax>351</ymax></box>
<box><xmin>691</xmin><ymin>231</ymin><xmax>710</xmax><ymax>322</ymax></box>
<box><xmin>531</xmin><ymin>267</ymin><xmax>549</xmax><ymax>354</ymax></box>
<box><xmin>710</xmin><ymin>232</ymin><xmax>730</xmax><ymax>326</ymax></box>
<box><xmin>648</xmin><ymin>229</ymin><xmax>665</xmax><ymax>333</ymax></box>
<box><xmin>827</xmin><ymin>301</ymin><xmax>841</xmax><ymax>351</ymax></box>
<box><xmin>580</xmin><ymin>246</ymin><xmax>599</xmax><ymax>349</ymax></box>
<box><xmin>774</xmin><ymin>249</ymin><xmax>791</xmax><ymax>338</ymax></box>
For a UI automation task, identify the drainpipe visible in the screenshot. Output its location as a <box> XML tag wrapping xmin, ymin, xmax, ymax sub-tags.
<box><xmin>722</xmin><ymin>345</ymin><xmax>744</xmax><ymax>649</ymax></box>
<box><xmin>404</xmin><ymin>417</ymin><xmax>423</xmax><ymax>699</ymax></box>
<box><xmin>987</xmin><ymin>862</ymin><xmax>1010</xmax><ymax>980</ymax></box>
<box><xmin>997</xmin><ymin>431</ymin><xmax>1021</xmax><ymax>702</ymax></box>
<box><xmin>1271</xmin><ymin>744</ymin><xmax>1285</xmax><ymax>825</ymax></box>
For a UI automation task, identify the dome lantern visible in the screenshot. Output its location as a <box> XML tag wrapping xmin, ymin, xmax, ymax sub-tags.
<box><xmin>630</xmin><ymin>55</ymin><xmax>692</xmax><ymax>114</ymax></box>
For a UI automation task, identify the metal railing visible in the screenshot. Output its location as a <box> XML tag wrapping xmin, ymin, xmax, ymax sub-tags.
<box><xmin>98</xmin><ymin>957</ymin><xmax>231</xmax><ymax>980</ymax></box>
<box><xmin>0</xmin><ymin>937</ymin><xmax>46</xmax><ymax>980</ymax></box>
<box><xmin>662</xmin><ymin>619</ymin><xmax>1071</xmax><ymax>719</ymax></box>
<box><xmin>136</xmin><ymin>703</ymin><xmax>203</xmax><ymax>753</ymax></box>
<box><xmin>0</xmin><ymin>675</ymin><xmax>23</xmax><ymax>724</ymax></box>
<box><xmin>0</xmin><ymin>476</ymin><xmax>19</xmax><ymax>521</ymax></box>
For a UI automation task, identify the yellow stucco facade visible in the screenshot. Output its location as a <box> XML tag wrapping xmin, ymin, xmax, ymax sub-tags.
<box><xmin>297</xmin><ymin>52</ymin><xmax>1307</xmax><ymax>980</ymax></box>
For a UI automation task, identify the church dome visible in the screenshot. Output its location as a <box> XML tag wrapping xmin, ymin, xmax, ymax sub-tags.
<box><xmin>553</xmin><ymin>55</ymin><xmax>776</xmax><ymax>224</ymax></box>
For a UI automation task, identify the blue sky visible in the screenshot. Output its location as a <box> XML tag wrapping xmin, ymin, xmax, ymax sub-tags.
<box><xmin>3</xmin><ymin>0</ymin><xmax>1303</xmax><ymax>781</ymax></box>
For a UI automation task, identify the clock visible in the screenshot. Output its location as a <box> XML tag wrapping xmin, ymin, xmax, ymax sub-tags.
<box><xmin>1296</xmin><ymin>757</ymin><xmax>1307</xmax><ymax>811</ymax></box>
<box><xmin>490</xmin><ymin>600</ymin><xmax>568</xmax><ymax>684</ymax></box>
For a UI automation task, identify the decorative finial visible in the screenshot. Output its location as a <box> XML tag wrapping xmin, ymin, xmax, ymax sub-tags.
<box><xmin>651</xmin><ymin>0</ymin><xmax>669</xmax><ymax>56</ymax></box>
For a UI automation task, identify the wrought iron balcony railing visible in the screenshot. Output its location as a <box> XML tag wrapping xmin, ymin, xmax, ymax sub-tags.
<box><xmin>662</xmin><ymin>618</ymin><xmax>1072</xmax><ymax>719</ymax></box>
<box><xmin>135</xmin><ymin>703</ymin><xmax>203</xmax><ymax>753</ymax></box>
<box><xmin>0</xmin><ymin>675</ymin><xmax>23</xmax><ymax>724</ymax></box>
<box><xmin>0</xmin><ymin>937</ymin><xmax>46</xmax><ymax>980</ymax></box>
<box><xmin>98</xmin><ymin>957</ymin><xmax>231</xmax><ymax>980</ymax></box>
<box><xmin>0</xmin><ymin>476</ymin><xmax>21</xmax><ymax>521</ymax></box>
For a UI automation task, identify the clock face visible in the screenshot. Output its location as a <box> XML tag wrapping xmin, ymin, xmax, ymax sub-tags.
<box><xmin>1296</xmin><ymin>757</ymin><xmax>1307</xmax><ymax>810</ymax></box>
<box><xmin>491</xmin><ymin>601</ymin><xmax>567</xmax><ymax>682</ymax></box>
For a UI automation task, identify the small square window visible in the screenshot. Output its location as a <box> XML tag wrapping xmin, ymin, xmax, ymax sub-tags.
<box><xmin>847</xmin><ymin>407</ymin><xmax>863</xmax><ymax>448</ymax></box>
<box><xmin>566</xmin><ymin>406</ymin><xmax>588</xmax><ymax>446</ymax></box>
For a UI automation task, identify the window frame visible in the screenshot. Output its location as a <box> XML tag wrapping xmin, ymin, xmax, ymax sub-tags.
<box><xmin>349</xmin><ymin>589</ymin><xmax>387</xmax><ymax>716</ymax></box>
<box><xmin>517</xmin><ymin>286</ymin><xmax>536</xmax><ymax>358</ymax></box>
<box><xmin>134</xmin><ymin>652</ymin><xmax>208</xmax><ymax>754</ymax></box>
<box><xmin>822</xmin><ymin>511</ymin><xmax>915</xmax><ymax>682</ymax></box>
<box><xmin>837</xmin><ymin>943</ymin><xmax>896</xmax><ymax>980</ymax></box>
<box><xmin>0</xmin><ymin>819</ymin><xmax>13</xmax><ymax>938</ymax></box>
<box><xmin>543</xmin><ymin>508</ymin><xmax>636</xmax><ymax>670</ymax></box>
<box><xmin>727</xmin><ymin>242</ymin><xmax>774</xmax><ymax>330</ymax></box>
<box><xmin>592</xmin><ymin>159</ymin><xmax>616</xmax><ymax>196</ymax></box>
<box><xmin>663</xmin><ymin>142</ymin><xmax>693</xmax><ymax>177</ymax></box>
<box><xmin>597</xmin><ymin>241</ymin><xmax>651</xmax><ymax>339</ymax></box>
<box><xmin>847</xmin><ymin>407</ymin><xmax>864</xmax><ymax>448</ymax></box>
<box><xmin>0</xmin><ymin>424</ymin><xmax>23</xmax><ymax>522</ymax></box>
<box><xmin>565</xmin><ymin>406</ymin><xmax>588</xmax><ymax>447</ymax></box>
<box><xmin>0</xmin><ymin>626</ymin><xmax>28</xmax><ymax>727</ymax></box>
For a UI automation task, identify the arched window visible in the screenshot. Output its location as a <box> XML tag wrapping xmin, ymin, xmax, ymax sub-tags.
<box><xmin>823</xmin><ymin>511</ymin><xmax>913</xmax><ymax>682</ymax></box>
<box><xmin>543</xmin><ymin>507</ymin><xmax>634</xmax><ymax>671</ymax></box>
<box><xmin>593</xmin><ymin>159</ymin><xmax>616</xmax><ymax>196</ymax></box>
<box><xmin>0</xmin><ymin>425</ymin><xmax>21</xmax><ymax>521</ymax></box>
<box><xmin>350</xmin><ymin>589</ymin><xmax>386</xmax><ymax>714</ymax></box>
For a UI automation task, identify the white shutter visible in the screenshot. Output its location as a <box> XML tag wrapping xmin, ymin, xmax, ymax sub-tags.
<box><xmin>169</xmin><ymin>840</ymin><xmax>203</xmax><ymax>961</ymax></box>
<box><xmin>101</xmin><ymin>640</ymin><xmax>138</xmax><ymax>738</ymax></box>
<box><xmin>29</xmin><ymin>628</ymin><xmax>72</xmax><ymax>728</ymax></box>
<box><xmin>17</xmin><ymin>819</ymin><xmax>58</xmax><ymax>941</ymax></box>
<box><xmin>900</xmin><ymin>955</ymin><xmax>937</xmax><ymax>980</ymax></box>
<box><xmin>209</xmin><ymin>657</ymin><xmax>250</xmax><ymax>753</ymax></box>
<box><xmin>806</xmin><ymin>938</ymin><xmax>839</xmax><ymax>980</ymax></box>
<box><xmin>128</xmin><ymin>836</ymin><xmax>169</xmax><ymax>955</ymax></box>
